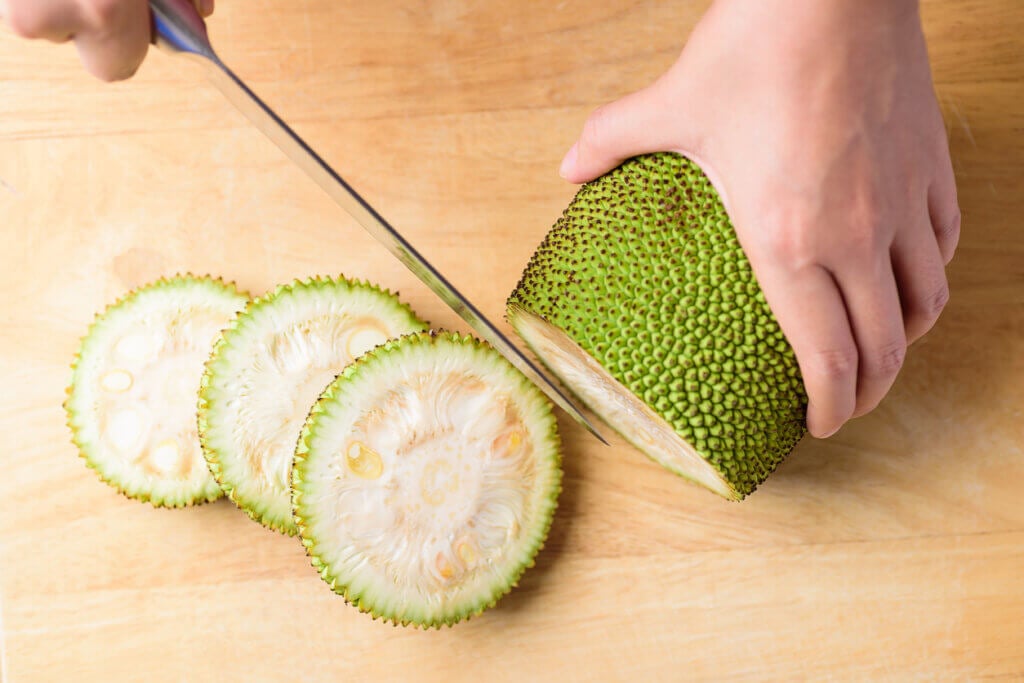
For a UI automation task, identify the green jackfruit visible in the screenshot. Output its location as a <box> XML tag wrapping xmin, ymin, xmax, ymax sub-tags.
<box><xmin>65</xmin><ymin>275</ymin><xmax>249</xmax><ymax>507</ymax></box>
<box><xmin>198</xmin><ymin>276</ymin><xmax>428</xmax><ymax>534</ymax></box>
<box><xmin>507</xmin><ymin>153</ymin><xmax>807</xmax><ymax>500</ymax></box>
<box><xmin>293</xmin><ymin>331</ymin><xmax>562</xmax><ymax>627</ymax></box>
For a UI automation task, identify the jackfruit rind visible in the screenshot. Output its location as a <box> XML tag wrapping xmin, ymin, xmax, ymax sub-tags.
<box><xmin>65</xmin><ymin>274</ymin><xmax>249</xmax><ymax>507</ymax></box>
<box><xmin>293</xmin><ymin>331</ymin><xmax>562</xmax><ymax>627</ymax></box>
<box><xmin>507</xmin><ymin>153</ymin><xmax>807</xmax><ymax>500</ymax></box>
<box><xmin>198</xmin><ymin>276</ymin><xmax>428</xmax><ymax>535</ymax></box>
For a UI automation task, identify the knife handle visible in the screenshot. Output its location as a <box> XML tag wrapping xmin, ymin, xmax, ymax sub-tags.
<box><xmin>150</xmin><ymin>0</ymin><xmax>215</xmax><ymax>60</ymax></box>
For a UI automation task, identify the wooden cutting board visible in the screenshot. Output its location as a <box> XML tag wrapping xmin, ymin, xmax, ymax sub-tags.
<box><xmin>1</xmin><ymin>1</ymin><xmax>1021</xmax><ymax>680</ymax></box>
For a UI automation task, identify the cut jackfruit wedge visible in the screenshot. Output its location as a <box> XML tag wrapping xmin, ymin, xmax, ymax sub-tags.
<box><xmin>198</xmin><ymin>276</ymin><xmax>428</xmax><ymax>534</ymax></box>
<box><xmin>507</xmin><ymin>153</ymin><xmax>808</xmax><ymax>500</ymax></box>
<box><xmin>65</xmin><ymin>275</ymin><xmax>248</xmax><ymax>507</ymax></box>
<box><xmin>293</xmin><ymin>331</ymin><xmax>562</xmax><ymax>627</ymax></box>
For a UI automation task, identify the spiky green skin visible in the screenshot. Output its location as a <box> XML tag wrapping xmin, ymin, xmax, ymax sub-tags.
<box><xmin>198</xmin><ymin>275</ymin><xmax>428</xmax><ymax>535</ymax></box>
<box><xmin>507</xmin><ymin>153</ymin><xmax>807</xmax><ymax>499</ymax></box>
<box><xmin>65</xmin><ymin>274</ymin><xmax>249</xmax><ymax>508</ymax></box>
<box><xmin>293</xmin><ymin>331</ymin><xmax>562</xmax><ymax>628</ymax></box>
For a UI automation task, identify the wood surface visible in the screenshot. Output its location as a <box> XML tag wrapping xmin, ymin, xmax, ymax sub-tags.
<box><xmin>1</xmin><ymin>1</ymin><xmax>1022</xmax><ymax>681</ymax></box>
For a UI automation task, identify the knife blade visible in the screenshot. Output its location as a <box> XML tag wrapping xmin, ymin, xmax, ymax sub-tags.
<box><xmin>149</xmin><ymin>0</ymin><xmax>606</xmax><ymax>443</ymax></box>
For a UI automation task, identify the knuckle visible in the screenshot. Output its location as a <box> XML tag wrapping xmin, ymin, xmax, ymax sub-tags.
<box><xmin>937</xmin><ymin>205</ymin><xmax>962</xmax><ymax>245</ymax></box>
<box><xmin>6</xmin><ymin>6</ymin><xmax>51</xmax><ymax>38</ymax></box>
<box><xmin>759</xmin><ymin>213</ymin><xmax>817</xmax><ymax>267</ymax></box>
<box><xmin>921</xmin><ymin>280</ymin><xmax>950</xmax><ymax>319</ymax></box>
<box><xmin>905</xmin><ymin>283</ymin><xmax>949</xmax><ymax>344</ymax></box>
<box><xmin>864</xmin><ymin>340</ymin><xmax>906</xmax><ymax>379</ymax></box>
<box><xmin>906</xmin><ymin>267</ymin><xmax>950</xmax><ymax>322</ymax></box>
<box><xmin>845</xmin><ymin>212</ymin><xmax>888</xmax><ymax>254</ymax></box>
<box><xmin>809</xmin><ymin>346</ymin><xmax>859</xmax><ymax>381</ymax></box>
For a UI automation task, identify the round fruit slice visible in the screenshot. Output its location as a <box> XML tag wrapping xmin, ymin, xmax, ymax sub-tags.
<box><xmin>65</xmin><ymin>275</ymin><xmax>249</xmax><ymax>507</ymax></box>
<box><xmin>507</xmin><ymin>152</ymin><xmax>808</xmax><ymax>500</ymax></box>
<box><xmin>198</xmin><ymin>276</ymin><xmax>428</xmax><ymax>534</ymax></box>
<box><xmin>293</xmin><ymin>331</ymin><xmax>562</xmax><ymax>627</ymax></box>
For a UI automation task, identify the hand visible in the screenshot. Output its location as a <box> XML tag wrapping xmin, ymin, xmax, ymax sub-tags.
<box><xmin>0</xmin><ymin>0</ymin><xmax>214</xmax><ymax>81</ymax></box>
<box><xmin>559</xmin><ymin>0</ymin><xmax>960</xmax><ymax>438</ymax></box>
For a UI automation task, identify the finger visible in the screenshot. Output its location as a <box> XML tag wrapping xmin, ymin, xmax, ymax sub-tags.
<box><xmin>755</xmin><ymin>262</ymin><xmax>859</xmax><ymax>439</ymax></box>
<box><xmin>891</xmin><ymin>218</ymin><xmax>949</xmax><ymax>344</ymax></box>
<box><xmin>559</xmin><ymin>79</ymin><xmax>693</xmax><ymax>184</ymax></box>
<box><xmin>833</xmin><ymin>254</ymin><xmax>907</xmax><ymax>418</ymax></box>
<box><xmin>3</xmin><ymin>0</ymin><xmax>82</xmax><ymax>42</ymax></box>
<box><xmin>74</xmin><ymin>0</ymin><xmax>151</xmax><ymax>82</ymax></box>
<box><xmin>192</xmin><ymin>0</ymin><xmax>214</xmax><ymax>18</ymax></box>
<box><xmin>928</xmin><ymin>136</ymin><xmax>961</xmax><ymax>264</ymax></box>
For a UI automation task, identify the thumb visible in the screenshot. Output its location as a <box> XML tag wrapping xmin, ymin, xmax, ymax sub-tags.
<box><xmin>559</xmin><ymin>79</ymin><xmax>695</xmax><ymax>184</ymax></box>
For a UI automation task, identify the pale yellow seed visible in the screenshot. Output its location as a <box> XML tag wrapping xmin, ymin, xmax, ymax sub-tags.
<box><xmin>106</xmin><ymin>408</ymin><xmax>145</xmax><ymax>452</ymax></box>
<box><xmin>100</xmin><ymin>369</ymin><xmax>133</xmax><ymax>393</ymax></box>
<box><xmin>345</xmin><ymin>323</ymin><xmax>388</xmax><ymax>361</ymax></box>
<box><xmin>456</xmin><ymin>539</ymin><xmax>478</xmax><ymax>566</ymax></box>
<box><xmin>492</xmin><ymin>430</ymin><xmax>524</xmax><ymax>458</ymax></box>
<box><xmin>436</xmin><ymin>553</ymin><xmax>455</xmax><ymax>580</ymax></box>
<box><xmin>114</xmin><ymin>332</ymin><xmax>156</xmax><ymax>362</ymax></box>
<box><xmin>149</xmin><ymin>439</ymin><xmax>181</xmax><ymax>476</ymax></box>
<box><xmin>346</xmin><ymin>441</ymin><xmax>384</xmax><ymax>479</ymax></box>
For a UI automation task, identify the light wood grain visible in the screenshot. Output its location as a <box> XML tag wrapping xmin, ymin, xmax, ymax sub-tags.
<box><xmin>1</xmin><ymin>1</ymin><xmax>1022</xmax><ymax>681</ymax></box>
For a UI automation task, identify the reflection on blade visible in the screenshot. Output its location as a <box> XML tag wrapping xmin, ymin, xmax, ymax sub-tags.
<box><xmin>202</xmin><ymin>60</ymin><xmax>606</xmax><ymax>444</ymax></box>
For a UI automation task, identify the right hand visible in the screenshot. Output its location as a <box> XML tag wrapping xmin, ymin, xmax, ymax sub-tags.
<box><xmin>559</xmin><ymin>0</ymin><xmax>959</xmax><ymax>438</ymax></box>
<box><xmin>0</xmin><ymin>0</ymin><xmax>214</xmax><ymax>82</ymax></box>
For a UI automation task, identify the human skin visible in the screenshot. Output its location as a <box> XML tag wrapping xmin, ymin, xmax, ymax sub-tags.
<box><xmin>559</xmin><ymin>0</ymin><xmax>960</xmax><ymax>438</ymax></box>
<box><xmin>0</xmin><ymin>0</ymin><xmax>213</xmax><ymax>81</ymax></box>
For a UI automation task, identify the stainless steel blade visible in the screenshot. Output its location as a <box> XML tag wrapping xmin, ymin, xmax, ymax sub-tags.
<box><xmin>150</xmin><ymin>0</ymin><xmax>606</xmax><ymax>443</ymax></box>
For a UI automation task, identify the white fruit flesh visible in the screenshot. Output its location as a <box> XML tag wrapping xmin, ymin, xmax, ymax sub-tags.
<box><xmin>510</xmin><ymin>308</ymin><xmax>734</xmax><ymax>498</ymax></box>
<box><xmin>294</xmin><ymin>333</ymin><xmax>561</xmax><ymax>627</ymax></box>
<box><xmin>199</xmin><ymin>278</ymin><xmax>427</xmax><ymax>534</ymax></box>
<box><xmin>66</xmin><ymin>277</ymin><xmax>248</xmax><ymax>506</ymax></box>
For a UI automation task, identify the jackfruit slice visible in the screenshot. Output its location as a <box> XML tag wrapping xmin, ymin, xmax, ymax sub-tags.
<box><xmin>65</xmin><ymin>275</ymin><xmax>248</xmax><ymax>507</ymax></box>
<box><xmin>507</xmin><ymin>153</ymin><xmax>808</xmax><ymax>500</ymax></box>
<box><xmin>198</xmin><ymin>276</ymin><xmax>428</xmax><ymax>534</ymax></box>
<box><xmin>293</xmin><ymin>331</ymin><xmax>562</xmax><ymax>627</ymax></box>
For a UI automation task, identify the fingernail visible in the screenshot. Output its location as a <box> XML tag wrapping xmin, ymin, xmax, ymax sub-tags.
<box><xmin>818</xmin><ymin>423</ymin><xmax>840</xmax><ymax>439</ymax></box>
<box><xmin>807</xmin><ymin>415</ymin><xmax>839</xmax><ymax>439</ymax></box>
<box><xmin>199</xmin><ymin>0</ymin><xmax>214</xmax><ymax>17</ymax></box>
<box><xmin>559</xmin><ymin>143</ymin><xmax>578</xmax><ymax>179</ymax></box>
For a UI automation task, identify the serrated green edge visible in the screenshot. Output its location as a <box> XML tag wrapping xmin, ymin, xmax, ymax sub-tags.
<box><xmin>64</xmin><ymin>273</ymin><xmax>250</xmax><ymax>508</ymax></box>
<box><xmin>292</xmin><ymin>330</ymin><xmax>563</xmax><ymax>628</ymax></box>
<box><xmin>198</xmin><ymin>274</ymin><xmax>429</xmax><ymax>536</ymax></box>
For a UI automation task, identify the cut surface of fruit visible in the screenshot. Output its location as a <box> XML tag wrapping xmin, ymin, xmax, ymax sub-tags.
<box><xmin>198</xmin><ymin>276</ymin><xmax>428</xmax><ymax>534</ymax></box>
<box><xmin>65</xmin><ymin>275</ymin><xmax>248</xmax><ymax>506</ymax></box>
<box><xmin>293</xmin><ymin>331</ymin><xmax>562</xmax><ymax>627</ymax></box>
<box><xmin>507</xmin><ymin>152</ymin><xmax>808</xmax><ymax>500</ymax></box>
<box><xmin>510</xmin><ymin>308</ymin><xmax>734</xmax><ymax>498</ymax></box>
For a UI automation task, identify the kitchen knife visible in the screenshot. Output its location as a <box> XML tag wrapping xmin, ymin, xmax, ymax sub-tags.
<box><xmin>149</xmin><ymin>0</ymin><xmax>606</xmax><ymax>443</ymax></box>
